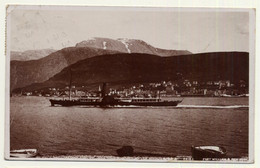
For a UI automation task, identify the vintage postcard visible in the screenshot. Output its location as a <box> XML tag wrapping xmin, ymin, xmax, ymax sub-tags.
<box><xmin>5</xmin><ymin>5</ymin><xmax>255</xmax><ymax>162</ymax></box>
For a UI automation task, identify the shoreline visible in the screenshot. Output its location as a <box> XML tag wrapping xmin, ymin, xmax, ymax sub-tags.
<box><xmin>7</xmin><ymin>155</ymin><xmax>249</xmax><ymax>162</ymax></box>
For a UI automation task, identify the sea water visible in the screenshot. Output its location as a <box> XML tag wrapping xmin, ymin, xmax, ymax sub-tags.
<box><xmin>10</xmin><ymin>96</ymin><xmax>249</xmax><ymax>158</ymax></box>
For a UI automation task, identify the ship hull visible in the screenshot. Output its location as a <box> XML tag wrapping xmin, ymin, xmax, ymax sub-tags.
<box><xmin>50</xmin><ymin>99</ymin><xmax>100</xmax><ymax>107</ymax></box>
<box><xmin>50</xmin><ymin>99</ymin><xmax>181</xmax><ymax>107</ymax></box>
<box><xmin>107</xmin><ymin>101</ymin><xmax>181</xmax><ymax>107</ymax></box>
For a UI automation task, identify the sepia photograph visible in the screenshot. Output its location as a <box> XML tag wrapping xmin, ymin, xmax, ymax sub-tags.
<box><xmin>5</xmin><ymin>5</ymin><xmax>255</xmax><ymax>162</ymax></box>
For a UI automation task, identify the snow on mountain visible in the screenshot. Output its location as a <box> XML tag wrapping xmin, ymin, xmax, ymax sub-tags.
<box><xmin>117</xmin><ymin>38</ymin><xmax>131</xmax><ymax>53</ymax></box>
<box><xmin>103</xmin><ymin>41</ymin><xmax>107</xmax><ymax>50</ymax></box>
<box><xmin>75</xmin><ymin>37</ymin><xmax>128</xmax><ymax>53</ymax></box>
<box><xmin>75</xmin><ymin>37</ymin><xmax>192</xmax><ymax>56</ymax></box>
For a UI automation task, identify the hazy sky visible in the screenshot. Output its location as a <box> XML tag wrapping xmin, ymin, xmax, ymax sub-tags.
<box><xmin>9</xmin><ymin>6</ymin><xmax>249</xmax><ymax>53</ymax></box>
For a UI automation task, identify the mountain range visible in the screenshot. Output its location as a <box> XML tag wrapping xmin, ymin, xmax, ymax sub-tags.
<box><xmin>15</xmin><ymin>52</ymin><xmax>249</xmax><ymax>93</ymax></box>
<box><xmin>10</xmin><ymin>38</ymin><xmax>193</xmax><ymax>91</ymax></box>
<box><xmin>11</xmin><ymin>49</ymin><xmax>57</xmax><ymax>61</ymax></box>
<box><xmin>75</xmin><ymin>37</ymin><xmax>192</xmax><ymax>56</ymax></box>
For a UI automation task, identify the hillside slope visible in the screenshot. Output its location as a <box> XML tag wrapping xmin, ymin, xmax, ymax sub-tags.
<box><xmin>19</xmin><ymin>52</ymin><xmax>249</xmax><ymax>92</ymax></box>
<box><xmin>10</xmin><ymin>47</ymin><xmax>120</xmax><ymax>91</ymax></box>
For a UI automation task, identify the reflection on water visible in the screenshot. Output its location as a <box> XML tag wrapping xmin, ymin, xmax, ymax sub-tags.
<box><xmin>10</xmin><ymin>97</ymin><xmax>249</xmax><ymax>158</ymax></box>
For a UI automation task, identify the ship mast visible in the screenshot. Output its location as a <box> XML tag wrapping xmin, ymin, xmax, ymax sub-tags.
<box><xmin>101</xmin><ymin>83</ymin><xmax>107</xmax><ymax>98</ymax></box>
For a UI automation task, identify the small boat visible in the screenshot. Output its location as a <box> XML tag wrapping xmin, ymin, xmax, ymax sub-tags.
<box><xmin>10</xmin><ymin>149</ymin><xmax>38</xmax><ymax>158</ymax></box>
<box><xmin>191</xmin><ymin>146</ymin><xmax>227</xmax><ymax>160</ymax></box>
